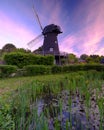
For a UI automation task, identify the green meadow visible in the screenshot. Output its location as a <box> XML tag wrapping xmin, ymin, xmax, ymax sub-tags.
<box><xmin>0</xmin><ymin>71</ymin><xmax>104</xmax><ymax>130</ymax></box>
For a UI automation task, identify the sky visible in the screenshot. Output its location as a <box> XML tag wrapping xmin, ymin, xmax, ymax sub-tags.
<box><xmin>0</xmin><ymin>0</ymin><xmax>104</xmax><ymax>56</ymax></box>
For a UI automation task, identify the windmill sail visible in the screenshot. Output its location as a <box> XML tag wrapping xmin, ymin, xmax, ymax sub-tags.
<box><xmin>27</xmin><ymin>34</ymin><xmax>43</xmax><ymax>48</ymax></box>
<box><xmin>32</xmin><ymin>5</ymin><xmax>43</xmax><ymax>31</ymax></box>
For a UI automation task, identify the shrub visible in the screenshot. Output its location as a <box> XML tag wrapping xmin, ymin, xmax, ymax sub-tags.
<box><xmin>24</xmin><ymin>65</ymin><xmax>51</xmax><ymax>76</ymax></box>
<box><xmin>51</xmin><ymin>65</ymin><xmax>63</xmax><ymax>73</ymax></box>
<box><xmin>44</xmin><ymin>55</ymin><xmax>54</xmax><ymax>65</ymax></box>
<box><xmin>83</xmin><ymin>64</ymin><xmax>104</xmax><ymax>71</ymax></box>
<box><xmin>4</xmin><ymin>53</ymin><xmax>54</xmax><ymax>68</ymax></box>
<box><xmin>52</xmin><ymin>64</ymin><xmax>104</xmax><ymax>74</ymax></box>
<box><xmin>0</xmin><ymin>102</ymin><xmax>15</xmax><ymax>130</ymax></box>
<box><xmin>33</xmin><ymin>55</ymin><xmax>54</xmax><ymax>65</ymax></box>
<box><xmin>62</xmin><ymin>65</ymin><xmax>83</xmax><ymax>72</ymax></box>
<box><xmin>0</xmin><ymin>65</ymin><xmax>17</xmax><ymax>78</ymax></box>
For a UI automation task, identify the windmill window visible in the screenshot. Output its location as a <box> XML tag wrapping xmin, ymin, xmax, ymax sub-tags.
<box><xmin>45</xmin><ymin>35</ymin><xmax>47</xmax><ymax>37</ymax></box>
<box><xmin>55</xmin><ymin>41</ymin><xmax>57</xmax><ymax>43</ymax></box>
<box><xmin>50</xmin><ymin>48</ymin><xmax>53</xmax><ymax>52</ymax></box>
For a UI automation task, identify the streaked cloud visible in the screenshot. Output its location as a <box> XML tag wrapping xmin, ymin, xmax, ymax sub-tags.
<box><xmin>0</xmin><ymin>0</ymin><xmax>104</xmax><ymax>57</ymax></box>
<box><xmin>39</xmin><ymin>0</ymin><xmax>63</xmax><ymax>27</ymax></box>
<box><xmin>60</xmin><ymin>35</ymin><xmax>79</xmax><ymax>55</ymax></box>
<box><xmin>0</xmin><ymin>11</ymin><xmax>35</xmax><ymax>49</ymax></box>
<box><xmin>60</xmin><ymin>0</ymin><xmax>104</xmax><ymax>56</ymax></box>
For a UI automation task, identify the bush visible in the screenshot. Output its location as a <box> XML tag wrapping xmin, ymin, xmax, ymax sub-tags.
<box><xmin>52</xmin><ymin>64</ymin><xmax>104</xmax><ymax>74</ymax></box>
<box><xmin>83</xmin><ymin>64</ymin><xmax>104</xmax><ymax>71</ymax></box>
<box><xmin>4</xmin><ymin>53</ymin><xmax>54</xmax><ymax>68</ymax></box>
<box><xmin>0</xmin><ymin>65</ymin><xmax>17</xmax><ymax>78</ymax></box>
<box><xmin>51</xmin><ymin>65</ymin><xmax>63</xmax><ymax>73</ymax></box>
<box><xmin>34</xmin><ymin>55</ymin><xmax>54</xmax><ymax>65</ymax></box>
<box><xmin>67</xmin><ymin>64</ymin><xmax>104</xmax><ymax>72</ymax></box>
<box><xmin>24</xmin><ymin>65</ymin><xmax>51</xmax><ymax>76</ymax></box>
<box><xmin>62</xmin><ymin>65</ymin><xmax>83</xmax><ymax>72</ymax></box>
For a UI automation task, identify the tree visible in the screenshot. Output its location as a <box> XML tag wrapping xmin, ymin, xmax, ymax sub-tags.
<box><xmin>33</xmin><ymin>46</ymin><xmax>43</xmax><ymax>54</ymax></box>
<box><xmin>90</xmin><ymin>55</ymin><xmax>100</xmax><ymax>63</ymax></box>
<box><xmin>2</xmin><ymin>43</ymin><xmax>16</xmax><ymax>53</ymax></box>
<box><xmin>80</xmin><ymin>54</ymin><xmax>88</xmax><ymax>60</ymax></box>
<box><xmin>86</xmin><ymin>57</ymin><xmax>93</xmax><ymax>63</ymax></box>
<box><xmin>15</xmin><ymin>48</ymin><xmax>31</xmax><ymax>53</ymax></box>
<box><xmin>68</xmin><ymin>53</ymin><xmax>78</xmax><ymax>64</ymax></box>
<box><xmin>0</xmin><ymin>49</ymin><xmax>2</xmax><ymax>57</ymax></box>
<box><xmin>101</xmin><ymin>57</ymin><xmax>104</xmax><ymax>64</ymax></box>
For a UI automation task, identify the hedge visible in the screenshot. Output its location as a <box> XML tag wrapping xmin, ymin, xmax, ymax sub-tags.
<box><xmin>23</xmin><ymin>64</ymin><xmax>104</xmax><ymax>76</ymax></box>
<box><xmin>4</xmin><ymin>52</ymin><xmax>54</xmax><ymax>68</ymax></box>
<box><xmin>62</xmin><ymin>65</ymin><xmax>83</xmax><ymax>72</ymax></box>
<box><xmin>51</xmin><ymin>65</ymin><xmax>63</xmax><ymax>73</ymax></box>
<box><xmin>51</xmin><ymin>64</ymin><xmax>104</xmax><ymax>74</ymax></box>
<box><xmin>0</xmin><ymin>64</ymin><xmax>104</xmax><ymax>78</ymax></box>
<box><xmin>23</xmin><ymin>65</ymin><xmax>51</xmax><ymax>76</ymax></box>
<box><xmin>0</xmin><ymin>65</ymin><xmax>17</xmax><ymax>78</ymax></box>
<box><xmin>82</xmin><ymin>64</ymin><xmax>104</xmax><ymax>71</ymax></box>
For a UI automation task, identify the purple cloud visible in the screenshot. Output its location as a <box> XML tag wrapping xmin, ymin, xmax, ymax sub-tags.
<box><xmin>60</xmin><ymin>0</ymin><xmax>104</xmax><ymax>56</ymax></box>
<box><xmin>0</xmin><ymin>11</ymin><xmax>36</xmax><ymax>49</ymax></box>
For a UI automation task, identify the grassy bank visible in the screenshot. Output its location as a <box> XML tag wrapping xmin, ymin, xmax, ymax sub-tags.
<box><xmin>0</xmin><ymin>73</ymin><xmax>70</xmax><ymax>96</ymax></box>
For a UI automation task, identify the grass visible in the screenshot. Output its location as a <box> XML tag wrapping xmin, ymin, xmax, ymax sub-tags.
<box><xmin>0</xmin><ymin>71</ymin><xmax>104</xmax><ymax>129</ymax></box>
<box><xmin>0</xmin><ymin>73</ymin><xmax>69</xmax><ymax>96</ymax></box>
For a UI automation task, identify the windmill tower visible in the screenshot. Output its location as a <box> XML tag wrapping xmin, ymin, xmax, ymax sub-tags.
<box><xmin>42</xmin><ymin>24</ymin><xmax>62</xmax><ymax>55</ymax></box>
<box><xmin>27</xmin><ymin>5</ymin><xmax>62</xmax><ymax>64</ymax></box>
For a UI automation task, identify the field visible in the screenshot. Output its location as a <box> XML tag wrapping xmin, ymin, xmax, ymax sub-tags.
<box><xmin>0</xmin><ymin>71</ymin><xmax>104</xmax><ymax>130</ymax></box>
<box><xmin>0</xmin><ymin>74</ymin><xmax>69</xmax><ymax>95</ymax></box>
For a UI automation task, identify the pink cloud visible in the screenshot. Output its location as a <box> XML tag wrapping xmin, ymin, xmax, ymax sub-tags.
<box><xmin>60</xmin><ymin>35</ymin><xmax>79</xmax><ymax>56</ymax></box>
<box><xmin>81</xmin><ymin>0</ymin><xmax>104</xmax><ymax>54</ymax></box>
<box><xmin>0</xmin><ymin>11</ymin><xmax>36</xmax><ymax>50</ymax></box>
<box><xmin>40</xmin><ymin>0</ymin><xmax>63</xmax><ymax>28</ymax></box>
<box><xmin>60</xmin><ymin>0</ymin><xmax>104</xmax><ymax>56</ymax></box>
<box><xmin>95</xmin><ymin>48</ymin><xmax>104</xmax><ymax>56</ymax></box>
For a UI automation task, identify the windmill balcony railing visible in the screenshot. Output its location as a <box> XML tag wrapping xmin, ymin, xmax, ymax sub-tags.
<box><xmin>33</xmin><ymin>51</ymin><xmax>68</xmax><ymax>57</ymax></box>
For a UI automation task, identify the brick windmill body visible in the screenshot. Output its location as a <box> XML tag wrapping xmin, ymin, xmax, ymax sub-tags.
<box><xmin>27</xmin><ymin>6</ymin><xmax>62</xmax><ymax>64</ymax></box>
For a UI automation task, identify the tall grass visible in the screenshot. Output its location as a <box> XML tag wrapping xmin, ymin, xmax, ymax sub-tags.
<box><xmin>0</xmin><ymin>70</ymin><xmax>104</xmax><ymax>129</ymax></box>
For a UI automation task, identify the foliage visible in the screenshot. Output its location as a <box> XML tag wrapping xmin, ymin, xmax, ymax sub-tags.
<box><xmin>51</xmin><ymin>65</ymin><xmax>63</xmax><ymax>73</ymax></box>
<box><xmin>0</xmin><ymin>65</ymin><xmax>17</xmax><ymax>78</ymax></box>
<box><xmin>1</xmin><ymin>63</ymin><xmax>104</xmax><ymax>78</ymax></box>
<box><xmin>0</xmin><ymin>49</ymin><xmax>2</xmax><ymax>57</ymax></box>
<box><xmin>85</xmin><ymin>55</ymin><xmax>102</xmax><ymax>64</ymax></box>
<box><xmin>24</xmin><ymin>65</ymin><xmax>51</xmax><ymax>76</ymax></box>
<box><xmin>2</xmin><ymin>43</ymin><xmax>16</xmax><ymax>53</ymax></box>
<box><xmin>62</xmin><ymin>64</ymin><xmax>104</xmax><ymax>73</ymax></box>
<box><xmin>0</xmin><ymin>71</ymin><xmax>104</xmax><ymax>129</ymax></box>
<box><xmin>68</xmin><ymin>53</ymin><xmax>78</xmax><ymax>64</ymax></box>
<box><xmin>60</xmin><ymin>58</ymin><xmax>68</xmax><ymax>65</ymax></box>
<box><xmin>0</xmin><ymin>101</ymin><xmax>15</xmax><ymax>130</ymax></box>
<box><xmin>100</xmin><ymin>57</ymin><xmax>104</xmax><ymax>64</ymax></box>
<box><xmin>62</xmin><ymin>64</ymin><xmax>83</xmax><ymax>72</ymax></box>
<box><xmin>33</xmin><ymin>46</ymin><xmax>43</xmax><ymax>53</ymax></box>
<box><xmin>4</xmin><ymin>52</ymin><xmax>54</xmax><ymax>68</ymax></box>
<box><xmin>14</xmin><ymin>48</ymin><xmax>31</xmax><ymax>53</ymax></box>
<box><xmin>80</xmin><ymin>54</ymin><xmax>88</xmax><ymax>60</ymax></box>
<box><xmin>35</xmin><ymin>55</ymin><xmax>54</xmax><ymax>65</ymax></box>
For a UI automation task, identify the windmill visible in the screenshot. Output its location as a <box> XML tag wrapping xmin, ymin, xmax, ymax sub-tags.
<box><xmin>27</xmin><ymin>5</ymin><xmax>62</xmax><ymax>64</ymax></box>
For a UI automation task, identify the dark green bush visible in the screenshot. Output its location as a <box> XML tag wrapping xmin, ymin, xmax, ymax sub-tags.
<box><xmin>83</xmin><ymin>64</ymin><xmax>104</xmax><ymax>71</ymax></box>
<box><xmin>4</xmin><ymin>52</ymin><xmax>54</xmax><ymax>68</ymax></box>
<box><xmin>34</xmin><ymin>55</ymin><xmax>54</xmax><ymax>65</ymax></box>
<box><xmin>0</xmin><ymin>65</ymin><xmax>17</xmax><ymax>78</ymax></box>
<box><xmin>4</xmin><ymin>52</ymin><xmax>30</xmax><ymax>68</ymax></box>
<box><xmin>62</xmin><ymin>65</ymin><xmax>84</xmax><ymax>72</ymax></box>
<box><xmin>51</xmin><ymin>65</ymin><xmax>63</xmax><ymax>73</ymax></box>
<box><xmin>24</xmin><ymin>65</ymin><xmax>51</xmax><ymax>76</ymax></box>
<box><xmin>52</xmin><ymin>64</ymin><xmax>104</xmax><ymax>74</ymax></box>
<box><xmin>44</xmin><ymin>55</ymin><xmax>54</xmax><ymax>65</ymax></box>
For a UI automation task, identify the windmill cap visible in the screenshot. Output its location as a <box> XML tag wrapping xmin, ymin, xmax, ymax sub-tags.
<box><xmin>42</xmin><ymin>24</ymin><xmax>62</xmax><ymax>35</ymax></box>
